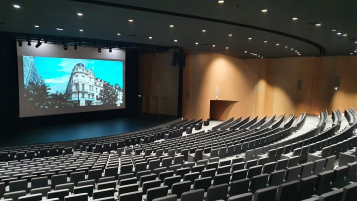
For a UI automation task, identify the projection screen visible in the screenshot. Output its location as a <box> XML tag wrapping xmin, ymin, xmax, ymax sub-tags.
<box><xmin>17</xmin><ymin>43</ymin><xmax>126</xmax><ymax>117</ymax></box>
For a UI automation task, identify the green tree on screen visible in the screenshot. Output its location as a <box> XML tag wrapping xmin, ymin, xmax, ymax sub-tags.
<box><xmin>98</xmin><ymin>82</ymin><xmax>118</xmax><ymax>105</ymax></box>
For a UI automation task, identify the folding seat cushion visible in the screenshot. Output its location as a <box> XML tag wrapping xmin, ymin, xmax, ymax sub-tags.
<box><xmin>253</xmin><ymin>186</ymin><xmax>278</xmax><ymax>201</ymax></box>
<box><xmin>64</xmin><ymin>193</ymin><xmax>88</xmax><ymax>201</ymax></box>
<box><xmin>276</xmin><ymin>180</ymin><xmax>299</xmax><ymax>201</ymax></box>
<box><xmin>74</xmin><ymin>185</ymin><xmax>94</xmax><ymax>197</ymax></box>
<box><xmin>229</xmin><ymin>178</ymin><xmax>250</xmax><ymax>197</ymax></box>
<box><xmin>227</xmin><ymin>193</ymin><xmax>253</xmax><ymax>201</ymax></box>
<box><xmin>153</xmin><ymin>195</ymin><xmax>177</xmax><ymax>201</ymax></box>
<box><xmin>77</xmin><ymin>179</ymin><xmax>95</xmax><ymax>187</ymax></box>
<box><xmin>119</xmin><ymin>177</ymin><xmax>137</xmax><ymax>186</ymax></box>
<box><xmin>4</xmin><ymin>190</ymin><xmax>27</xmax><ymax>201</ymax></box>
<box><xmin>92</xmin><ymin>188</ymin><xmax>116</xmax><ymax>200</ymax></box>
<box><xmin>47</xmin><ymin>189</ymin><xmax>70</xmax><ymax>201</ymax></box>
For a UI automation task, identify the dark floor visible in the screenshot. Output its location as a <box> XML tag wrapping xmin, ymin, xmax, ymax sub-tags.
<box><xmin>0</xmin><ymin>114</ymin><xmax>179</xmax><ymax>147</ymax></box>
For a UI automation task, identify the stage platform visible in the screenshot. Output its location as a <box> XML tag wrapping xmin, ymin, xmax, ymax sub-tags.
<box><xmin>0</xmin><ymin>114</ymin><xmax>180</xmax><ymax>147</ymax></box>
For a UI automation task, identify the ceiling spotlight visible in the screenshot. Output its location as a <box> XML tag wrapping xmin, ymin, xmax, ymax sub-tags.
<box><xmin>79</xmin><ymin>29</ymin><xmax>83</xmax><ymax>32</ymax></box>
<box><xmin>109</xmin><ymin>48</ymin><xmax>112</xmax><ymax>53</ymax></box>
<box><xmin>248</xmin><ymin>37</ymin><xmax>252</xmax><ymax>40</ymax></box>
<box><xmin>212</xmin><ymin>45</ymin><xmax>215</xmax><ymax>47</ymax></box>
<box><xmin>244</xmin><ymin>51</ymin><xmax>247</xmax><ymax>53</ymax></box>
<box><xmin>170</xmin><ymin>25</ymin><xmax>174</xmax><ymax>28</ymax></box>
<box><xmin>292</xmin><ymin>17</ymin><xmax>298</xmax><ymax>20</ymax></box>
<box><xmin>285</xmin><ymin>46</ymin><xmax>288</xmax><ymax>48</ymax></box>
<box><xmin>149</xmin><ymin>36</ymin><xmax>152</xmax><ymax>39</ymax></box>
<box><xmin>343</xmin><ymin>34</ymin><xmax>347</xmax><ymax>37</ymax></box>
<box><xmin>202</xmin><ymin>30</ymin><xmax>206</xmax><ymax>32</ymax></box>
<box><xmin>218</xmin><ymin>0</ymin><xmax>224</xmax><ymax>3</ymax></box>
<box><xmin>74</xmin><ymin>45</ymin><xmax>77</xmax><ymax>50</ymax></box>
<box><xmin>351</xmin><ymin>53</ymin><xmax>353</xmax><ymax>55</ymax></box>
<box><xmin>226</xmin><ymin>47</ymin><xmax>229</xmax><ymax>49</ymax></box>
<box><xmin>291</xmin><ymin>48</ymin><xmax>294</xmax><ymax>50</ymax></box>
<box><xmin>264</xmin><ymin>40</ymin><xmax>267</xmax><ymax>43</ymax></box>
<box><xmin>332</xmin><ymin>29</ymin><xmax>336</xmax><ymax>32</ymax></box>
<box><xmin>98</xmin><ymin>48</ymin><xmax>101</xmax><ymax>53</ymax></box>
<box><xmin>117</xmin><ymin>33</ymin><xmax>121</xmax><ymax>36</ymax></box>
<box><xmin>27</xmin><ymin>41</ymin><xmax>31</xmax><ymax>46</ymax></box>
<box><xmin>34</xmin><ymin>25</ymin><xmax>39</xmax><ymax>28</ymax></box>
<box><xmin>18</xmin><ymin>41</ymin><xmax>22</xmax><ymax>47</ymax></box>
<box><xmin>63</xmin><ymin>45</ymin><xmax>68</xmax><ymax>50</ymax></box>
<box><xmin>56</xmin><ymin>28</ymin><xmax>63</xmax><ymax>31</ymax></box>
<box><xmin>77</xmin><ymin>13</ymin><xmax>83</xmax><ymax>16</ymax></box>
<box><xmin>315</xmin><ymin>23</ymin><xmax>321</xmax><ymax>26</ymax></box>
<box><xmin>228</xmin><ymin>34</ymin><xmax>233</xmax><ymax>37</ymax></box>
<box><xmin>128</xmin><ymin>19</ymin><xmax>133</xmax><ymax>22</ymax></box>
<box><xmin>295</xmin><ymin>50</ymin><xmax>298</xmax><ymax>52</ymax></box>
<box><xmin>258</xmin><ymin>55</ymin><xmax>260</xmax><ymax>57</ymax></box>
<box><xmin>253</xmin><ymin>53</ymin><xmax>257</xmax><ymax>56</ymax></box>
<box><xmin>174</xmin><ymin>39</ymin><xmax>177</xmax><ymax>42</ymax></box>
<box><xmin>337</xmin><ymin>32</ymin><xmax>342</xmax><ymax>35</ymax></box>
<box><xmin>261</xmin><ymin>56</ymin><xmax>264</xmax><ymax>58</ymax></box>
<box><xmin>276</xmin><ymin>43</ymin><xmax>279</xmax><ymax>46</ymax></box>
<box><xmin>355</xmin><ymin>41</ymin><xmax>357</xmax><ymax>44</ymax></box>
<box><xmin>35</xmin><ymin>40</ymin><xmax>42</xmax><ymax>48</ymax></box>
<box><xmin>13</xmin><ymin>4</ymin><xmax>20</xmax><ymax>8</ymax></box>
<box><xmin>261</xmin><ymin>9</ymin><xmax>268</xmax><ymax>13</ymax></box>
<box><xmin>195</xmin><ymin>42</ymin><xmax>198</xmax><ymax>45</ymax></box>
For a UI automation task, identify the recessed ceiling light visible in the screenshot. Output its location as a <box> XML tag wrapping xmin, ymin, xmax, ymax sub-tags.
<box><xmin>174</xmin><ymin>39</ymin><xmax>177</xmax><ymax>42</ymax></box>
<box><xmin>56</xmin><ymin>28</ymin><xmax>63</xmax><ymax>31</ymax></box>
<box><xmin>34</xmin><ymin>25</ymin><xmax>39</xmax><ymax>28</ymax></box>
<box><xmin>276</xmin><ymin>43</ymin><xmax>279</xmax><ymax>46</ymax></box>
<box><xmin>261</xmin><ymin>56</ymin><xmax>264</xmax><ymax>58</ymax></box>
<box><xmin>285</xmin><ymin>46</ymin><xmax>288</xmax><ymax>48</ymax></box>
<box><xmin>77</xmin><ymin>13</ymin><xmax>83</xmax><ymax>16</ymax></box>
<box><xmin>258</xmin><ymin>55</ymin><xmax>260</xmax><ymax>57</ymax></box>
<box><xmin>264</xmin><ymin>41</ymin><xmax>267</xmax><ymax>43</ymax></box>
<box><xmin>244</xmin><ymin>51</ymin><xmax>247</xmax><ymax>53</ymax></box>
<box><xmin>332</xmin><ymin>29</ymin><xmax>336</xmax><ymax>32</ymax></box>
<box><xmin>117</xmin><ymin>33</ymin><xmax>121</xmax><ymax>36</ymax></box>
<box><xmin>170</xmin><ymin>25</ymin><xmax>174</xmax><ymax>28</ymax></box>
<box><xmin>149</xmin><ymin>37</ymin><xmax>152</xmax><ymax>39</ymax></box>
<box><xmin>202</xmin><ymin>30</ymin><xmax>206</xmax><ymax>32</ymax></box>
<box><xmin>128</xmin><ymin>19</ymin><xmax>134</xmax><ymax>22</ymax></box>
<box><xmin>79</xmin><ymin>29</ymin><xmax>83</xmax><ymax>32</ymax></box>
<box><xmin>343</xmin><ymin>34</ymin><xmax>347</xmax><ymax>37</ymax></box>
<box><xmin>351</xmin><ymin>53</ymin><xmax>354</xmax><ymax>55</ymax></box>
<box><xmin>295</xmin><ymin>50</ymin><xmax>298</xmax><ymax>52</ymax></box>
<box><xmin>13</xmin><ymin>4</ymin><xmax>20</xmax><ymax>8</ymax></box>
<box><xmin>228</xmin><ymin>34</ymin><xmax>233</xmax><ymax>37</ymax></box>
<box><xmin>292</xmin><ymin>17</ymin><xmax>298</xmax><ymax>20</ymax></box>
<box><xmin>250</xmin><ymin>53</ymin><xmax>253</xmax><ymax>55</ymax></box>
<box><xmin>315</xmin><ymin>23</ymin><xmax>321</xmax><ymax>26</ymax></box>
<box><xmin>195</xmin><ymin>42</ymin><xmax>198</xmax><ymax>45</ymax></box>
<box><xmin>218</xmin><ymin>0</ymin><xmax>224</xmax><ymax>3</ymax></box>
<box><xmin>253</xmin><ymin>53</ymin><xmax>257</xmax><ymax>56</ymax></box>
<box><xmin>261</xmin><ymin>9</ymin><xmax>268</xmax><ymax>13</ymax></box>
<box><xmin>291</xmin><ymin>48</ymin><xmax>294</xmax><ymax>50</ymax></box>
<box><xmin>226</xmin><ymin>47</ymin><xmax>229</xmax><ymax>49</ymax></box>
<box><xmin>212</xmin><ymin>45</ymin><xmax>215</xmax><ymax>47</ymax></box>
<box><xmin>337</xmin><ymin>32</ymin><xmax>342</xmax><ymax>35</ymax></box>
<box><xmin>355</xmin><ymin>41</ymin><xmax>357</xmax><ymax>44</ymax></box>
<box><xmin>248</xmin><ymin>37</ymin><xmax>252</xmax><ymax>40</ymax></box>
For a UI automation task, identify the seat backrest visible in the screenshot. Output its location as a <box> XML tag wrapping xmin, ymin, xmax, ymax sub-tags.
<box><xmin>253</xmin><ymin>186</ymin><xmax>278</xmax><ymax>201</ymax></box>
<box><xmin>285</xmin><ymin>165</ymin><xmax>302</xmax><ymax>182</ymax></box>
<box><xmin>152</xmin><ymin>195</ymin><xmax>177</xmax><ymax>201</ymax></box>
<box><xmin>118</xmin><ymin>184</ymin><xmax>138</xmax><ymax>195</ymax></box>
<box><xmin>73</xmin><ymin>185</ymin><xmax>94</xmax><ymax>197</ymax></box>
<box><xmin>92</xmin><ymin>188</ymin><xmax>116</xmax><ymax>200</ymax></box>
<box><xmin>9</xmin><ymin>179</ymin><xmax>27</xmax><ymax>192</ymax></box>
<box><xmin>146</xmin><ymin>186</ymin><xmax>169</xmax><ymax>201</ymax></box>
<box><xmin>298</xmin><ymin>175</ymin><xmax>318</xmax><ymax>200</ymax></box>
<box><xmin>247</xmin><ymin>165</ymin><xmax>263</xmax><ymax>179</ymax></box>
<box><xmin>268</xmin><ymin>170</ymin><xmax>286</xmax><ymax>186</ymax></box>
<box><xmin>201</xmin><ymin>168</ymin><xmax>216</xmax><ymax>178</ymax></box>
<box><xmin>313</xmin><ymin>159</ymin><xmax>326</xmax><ymax>175</ymax></box>
<box><xmin>332</xmin><ymin>166</ymin><xmax>349</xmax><ymax>188</ymax></box>
<box><xmin>300</xmin><ymin>162</ymin><xmax>314</xmax><ymax>179</ymax></box>
<box><xmin>164</xmin><ymin>175</ymin><xmax>181</xmax><ymax>189</ymax></box>
<box><xmin>250</xmin><ymin>174</ymin><xmax>269</xmax><ymax>193</ymax></box>
<box><xmin>232</xmin><ymin>169</ymin><xmax>248</xmax><ymax>181</ymax></box>
<box><xmin>77</xmin><ymin>179</ymin><xmax>95</xmax><ymax>187</ymax></box>
<box><xmin>19</xmin><ymin>193</ymin><xmax>43</xmax><ymax>201</ymax></box>
<box><xmin>276</xmin><ymin>180</ymin><xmax>299</xmax><ymax>201</ymax></box>
<box><xmin>319</xmin><ymin>189</ymin><xmax>343</xmax><ymax>201</ymax></box>
<box><xmin>275</xmin><ymin>159</ymin><xmax>288</xmax><ymax>171</ymax></box>
<box><xmin>142</xmin><ymin>180</ymin><xmax>161</xmax><ymax>194</ymax></box>
<box><xmin>342</xmin><ymin>182</ymin><xmax>357</xmax><ymax>201</ymax></box>
<box><xmin>316</xmin><ymin>170</ymin><xmax>334</xmax><ymax>195</ymax></box>
<box><xmin>262</xmin><ymin>162</ymin><xmax>276</xmax><ymax>174</ymax></box>
<box><xmin>47</xmin><ymin>189</ymin><xmax>70</xmax><ymax>201</ymax></box>
<box><xmin>206</xmin><ymin>183</ymin><xmax>229</xmax><ymax>201</ymax></box>
<box><xmin>31</xmin><ymin>176</ymin><xmax>48</xmax><ymax>189</ymax></box>
<box><xmin>213</xmin><ymin>173</ymin><xmax>231</xmax><ymax>185</ymax></box>
<box><xmin>55</xmin><ymin>182</ymin><xmax>75</xmax><ymax>192</ymax></box>
<box><xmin>229</xmin><ymin>178</ymin><xmax>250</xmax><ymax>197</ymax></box>
<box><xmin>171</xmin><ymin>181</ymin><xmax>191</xmax><ymax>198</ymax></box>
<box><xmin>119</xmin><ymin>191</ymin><xmax>142</xmax><ymax>201</ymax></box>
<box><xmin>4</xmin><ymin>190</ymin><xmax>27</xmax><ymax>201</ymax></box>
<box><xmin>193</xmin><ymin>177</ymin><xmax>212</xmax><ymax>192</ymax></box>
<box><xmin>181</xmin><ymin>189</ymin><xmax>204</xmax><ymax>201</ymax></box>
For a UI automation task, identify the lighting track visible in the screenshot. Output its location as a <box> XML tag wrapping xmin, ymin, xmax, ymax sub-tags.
<box><xmin>69</xmin><ymin>0</ymin><xmax>327</xmax><ymax>56</ymax></box>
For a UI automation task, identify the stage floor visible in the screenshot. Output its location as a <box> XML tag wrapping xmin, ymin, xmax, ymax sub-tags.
<box><xmin>0</xmin><ymin>114</ymin><xmax>180</xmax><ymax>147</ymax></box>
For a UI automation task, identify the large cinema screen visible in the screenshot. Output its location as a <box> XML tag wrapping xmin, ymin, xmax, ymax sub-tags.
<box><xmin>17</xmin><ymin>43</ymin><xmax>125</xmax><ymax>117</ymax></box>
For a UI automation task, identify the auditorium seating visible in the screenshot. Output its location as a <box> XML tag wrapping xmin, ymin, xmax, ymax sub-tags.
<box><xmin>0</xmin><ymin>109</ymin><xmax>355</xmax><ymax>201</ymax></box>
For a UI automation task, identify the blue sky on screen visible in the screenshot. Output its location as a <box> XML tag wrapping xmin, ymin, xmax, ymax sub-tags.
<box><xmin>30</xmin><ymin>56</ymin><xmax>123</xmax><ymax>94</ymax></box>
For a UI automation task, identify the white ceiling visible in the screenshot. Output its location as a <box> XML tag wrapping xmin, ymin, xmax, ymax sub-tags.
<box><xmin>1</xmin><ymin>0</ymin><xmax>356</xmax><ymax>58</ymax></box>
